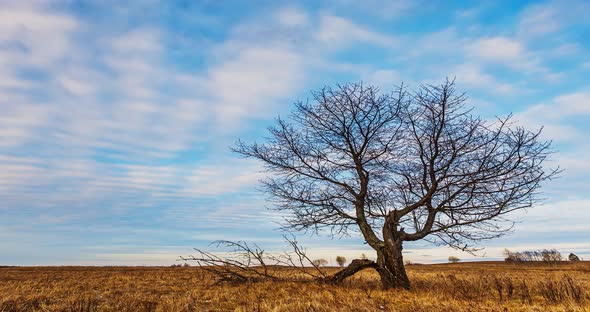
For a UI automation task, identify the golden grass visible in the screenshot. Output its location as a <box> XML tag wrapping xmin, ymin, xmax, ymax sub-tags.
<box><xmin>1</xmin><ymin>262</ymin><xmax>589</xmax><ymax>311</ymax></box>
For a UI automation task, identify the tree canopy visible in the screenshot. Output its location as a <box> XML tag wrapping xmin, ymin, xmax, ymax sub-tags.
<box><xmin>234</xmin><ymin>80</ymin><xmax>558</xmax><ymax>288</ymax></box>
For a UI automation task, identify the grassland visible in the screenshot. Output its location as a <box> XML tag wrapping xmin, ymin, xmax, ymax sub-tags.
<box><xmin>1</xmin><ymin>262</ymin><xmax>589</xmax><ymax>311</ymax></box>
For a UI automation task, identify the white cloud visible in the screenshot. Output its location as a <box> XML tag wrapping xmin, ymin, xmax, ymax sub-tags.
<box><xmin>547</xmin><ymin>43</ymin><xmax>580</xmax><ymax>57</ymax></box>
<box><xmin>56</xmin><ymin>75</ymin><xmax>96</xmax><ymax>96</ymax></box>
<box><xmin>331</xmin><ymin>0</ymin><xmax>415</xmax><ymax>20</ymax></box>
<box><xmin>206</xmin><ymin>46</ymin><xmax>304</xmax><ymax>128</ymax></box>
<box><xmin>511</xmin><ymin>199</ymin><xmax>590</xmax><ymax>233</ymax></box>
<box><xmin>2</xmin><ymin>25</ymin><xmax>208</xmax><ymax>158</ymax></box>
<box><xmin>316</xmin><ymin>14</ymin><xmax>396</xmax><ymax>47</ymax></box>
<box><xmin>182</xmin><ymin>159</ymin><xmax>264</xmax><ymax>196</ymax></box>
<box><xmin>467</xmin><ymin>36</ymin><xmax>543</xmax><ymax>72</ymax></box>
<box><xmin>451</xmin><ymin>63</ymin><xmax>517</xmax><ymax>94</ymax></box>
<box><xmin>0</xmin><ymin>156</ymin><xmax>265</xmax><ymax>225</ymax></box>
<box><xmin>0</xmin><ymin>74</ymin><xmax>34</xmax><ymax>89</ymax></box>
<box><xmin>0</xmin><ymin>103</ymin><xmax>49</xmax><ymax>148</ymax></box>
<box><xmin>364</xmin><ymin>69</ymin><xmax>401</xmax><ymax>88</ymax></box>
<box><xmin>518</xmin><ymin>3</ymin><xmax>561</xmax><ymax>36</ymax></box>
<box><xmin>468</xmin><ymin>37</ymin><xmax>524</xmax><ymax>62</ymax></box>
<box><xmin>275</xmin><ymin>7</ymin><xmax>309</xmax><ymax>28</ymax></box>
<box><xmin>516</xmin><ymin>91</ymin><xmax>590</xmax><ymax>142</ymax></box>
<box><xmin>551</xmin><ymin>92</ymin><xmax>590</xmax><ymax>116</ymax></box>
<box><xmin>455</xmin><ymin>7</ymin><xmax>481</xmax><ymax>20</ymax></box>
<box><xmin>409</xmin><ymin>27</ymin><xmax>463</xmax><ymax>58</ymax></box>
<box><xmin>552</xmin><ymin>148</ymin><xmax>590</xmax><ymax>177</ymax></box>
<box><xmin>0</xmin><ymin>4</ymin><xmax>404</xmax><ymax>229</ymax></box>
<box><xmin>109</xmin><ymin>28</ymin><xmax>162</xmax><ymax>54</ymax></box>
<box><xmin>0</xmin><ymin>3</ymin><xmax>77</xmax><ymax>67</ymax></box>
<box><xmin>517</xmin><ymin>0</ymin><xmax>590</xmax><ymax>37</ymax></box>
<box><xmin>0</xmin><ymin>2</ymin><xmax>275</xmax><ymax>229</ymax></box>
<box><xmin>201</xmin><ymin>10</ymin><xmax>398</xmax><ymax>129</ymax></box>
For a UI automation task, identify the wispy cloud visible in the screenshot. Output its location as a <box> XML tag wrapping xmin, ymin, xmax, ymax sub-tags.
<box><xmin>451</xmin><ymin>63</ymin><xmax>519</xmax><ymax>94</ymax></box>
<box><xmin>516</xmin><ymin>91</ymin><xmax>590</xmax><ymax>142</ymax></box>
<box><xmin>316</xmin><ymin>14</ymin><xmax>396</xmax><ymax>47</ymax></box>
<box><xmin>517</xmin><ymin>0</ymin><xmax>590</xmax><ymax>37</ymax></box>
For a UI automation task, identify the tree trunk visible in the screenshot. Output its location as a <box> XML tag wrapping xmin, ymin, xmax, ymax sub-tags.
<box><xmin>376</xmin><ymin>242</ymin><xmax>410</xmax><ymax>289</ymax></box>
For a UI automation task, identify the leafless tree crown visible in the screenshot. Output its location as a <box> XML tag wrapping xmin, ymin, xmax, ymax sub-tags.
<box><xmin>231</xmin><ymin>80</ymin><xmax>558</xmax><ymax>289</ymax></box>
<box><xmin>234</xmin><ymin>80</ymin><xmax>558</xmax><ymax>251</ymax></box>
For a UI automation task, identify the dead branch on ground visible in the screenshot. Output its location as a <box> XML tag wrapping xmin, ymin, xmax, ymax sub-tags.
<box><xmin>180</xmin><ymin>235</ymin><xmax>376</xmax><ymax>285</ymax></box>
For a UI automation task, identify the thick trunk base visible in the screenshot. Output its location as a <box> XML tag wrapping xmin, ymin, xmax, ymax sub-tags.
<box><xmin>376</xmin><ymin>265</ymin><xmax>410</xmax><ymax>289</ymax></box>
<box><xmin>324</xmin><ymin>240</ymin><xmax>410</xmax><ymax>289</ymax></box>
<box><xmin>324</xmin><ymin>254</ymin><xmax>410</xmax><ymax>289</ymax></box>
<box><xmin>377</xmin><ymin>244</ymin><xmax>411</xmax><ymax>289</ymax></box>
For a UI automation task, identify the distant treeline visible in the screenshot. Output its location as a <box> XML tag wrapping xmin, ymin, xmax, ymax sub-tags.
<box><xmin>503</xmin><ymin>249</ymin><xmax>567</xmax><ymax>264</ymax></box>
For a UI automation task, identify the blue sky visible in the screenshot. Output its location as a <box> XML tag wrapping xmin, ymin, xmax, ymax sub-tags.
<box><xmin>0</xmin><ymin>0</ymin><xmax>589</xmax><ymax>265</ymax></box>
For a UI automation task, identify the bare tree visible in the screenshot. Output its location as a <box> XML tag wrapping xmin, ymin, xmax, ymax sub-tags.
<box><xmin>233</xmin><ymin>80</ymin><xmax>558</xmax><ymax>289</ymax></box>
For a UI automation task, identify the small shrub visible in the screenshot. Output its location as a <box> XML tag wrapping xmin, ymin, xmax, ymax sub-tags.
<box><xmin>68</xmin><ymin>296</ymin><xmax>100</xmax><ymax>312</ymax></box>
<box><xmin>491</xmin><ymin>276</ymin><xmax>515</xmax><ymax>302</ymax></box>
<box><xmin>448</xmin><ymin>256</ymin><xmax>460</xmax><ymax>263</ymax></box>
<box><xmin>569</xmin><ymin>253</ymin><xmax>581</xmax><ymax>261</ymax></box>
<box><xmin>448</xmin><ymin>274</ymin><xmax>490</xmax><ymax>300</ymax></box>
<box><xmin>312</xmin><ymin>259</ymin><xmax>328</xmax><ymax>267</ymax></box>
<box><xmin>563</xmin><ymin>275</ymin><xmax>584</xmax><ymax>303</ymax></box>
<box><xmin>493</xmin><ymin>276</ymin><xmax>504</xmax><ymax>301</ymax></box>
<box><xmin>539</xmin><ymin>275</ymin><xmax>584</xmax><ymax>303</ymax></box>
<box><xmin>520</xmin><ymin>279</ymin><xmax>533</xmax><ymax>304</ymax></box>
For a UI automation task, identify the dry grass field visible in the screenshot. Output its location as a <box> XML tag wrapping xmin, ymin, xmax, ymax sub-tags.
<box><xmin>1</xmin><ymin>262</ymin><xmax>589</xmax><ymax>311</ymax></box>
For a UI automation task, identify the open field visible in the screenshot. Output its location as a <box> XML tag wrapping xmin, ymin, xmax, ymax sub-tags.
<box><xmin>1</xmin><ymin>262</ymin><xmax>589</xmax><ymax>311</ymax></box>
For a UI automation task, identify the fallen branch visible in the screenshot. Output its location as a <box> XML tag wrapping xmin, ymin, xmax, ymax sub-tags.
<box><xmin>323</xmin><ymin>259</ymin><xmax>378</xmax><ymax>284</ymax></box>
<box><xmin>180</xmin><ymin>236</ymin><xmax>378</xmax><ymax>285</ymax></box>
